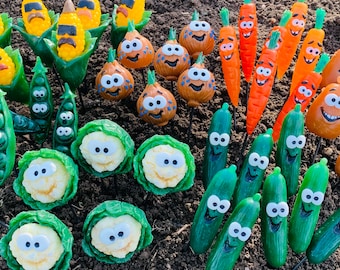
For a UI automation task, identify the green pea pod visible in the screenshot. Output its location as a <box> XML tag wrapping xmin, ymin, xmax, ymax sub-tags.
<box><xmin>202</xmin><ymin>103</ymin><xmax>232</xmax><ymax>188</ymax></box>
<box><xmin>53</xmin><ymin>83</ymin><xmax>78</xmax><ymax>156</ymax></box>
<box><xmin>289</xmin><ymin>158</ymin><xmax>329</xmax><ymax>254</ymax></box>
<box><xmin>233</xmin><ymin>128</ymin><xmax>274</xmax><ymax>207</ymax></box>
<box><xmin>275</xmin><ymin>104</ymin><xmax>305</xmax><ymax>196</ymax></box>
<box><xmin>306</xmin><ymin>207</ymin><xmax>340</xmax><ymax>264</ymax></box>
<box><xmin>190</xmin><ymin>165</ymin><xmax>237</xmax><ymax>254</ymax></box>
<box><xmin>0</xmin><ymin>89</ymin><xmax>15</xmax><ymax>186</ymax></box>
<box><xmin>0</xmin><ymin>13</ymin><xmax>12</xmax><ymax>48</ymax></box>
<box><xmin>29</xmin><ymin>56</ymin><xmax>54</xmax><ymax>144</ymax></box>
<box><xmin>206</xmin><ymin>193</ymin><xmax>261</xmax><ymax>270</ymax></box>
<box><xmin>10</xmin><ymin>110</ymin><xmax>41</xmax><ymax>134</ymax></box>
<box><xmin>261</xmin><ymin>167</ymin><xmax>288</xmax><ymax>268</ymax></box>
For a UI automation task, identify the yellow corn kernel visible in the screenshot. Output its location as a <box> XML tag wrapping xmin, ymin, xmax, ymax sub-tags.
<box><xmin>76</xmin><ymin>0</ymin><xmax>101</xmax><ymax>30</ymax></box>
<box><xmin>116</xmin><ymin>0</ymin><xmax>145</xmax><ymax>27</ymax></box>
<box><xmin>0</xmin><ymin>16</ymin><xmax>4</xmax><ymax>35</ymax></box>
<box><xmin>0</xmin><ymin>48</ymin><xmax>15</xmax><ymax>85</ymax></box>
<box><xmin>21</xmin><ymin>0</ymin><xmax>51</xmax><ymax>36</ymax></box>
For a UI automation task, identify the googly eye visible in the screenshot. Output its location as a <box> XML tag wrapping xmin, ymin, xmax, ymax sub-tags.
<box><xmin>301</xmin><ymin>188</ymin><xmax>314</xmax><ymax>203</ymax></box>
<box><xmin>263</xmin><ymin>68</ymin><xmax>272</xmax><ymax>77</ymax></box>
<box><xmin>277</xmin><ymin>202</ymin><xmax>289</xmax><ymax>217</ymax></box>
<box><xmin>121</xmin><ymin>40</ymin><xmax>133</xmax><ymax>53</ymax></box>
<box><xmin>256</xmin><ymin>66</ymin><xmax>265</xmax><ymax>75</ymax></box>
<box><xmin>219</xmin><ymin>133</ymin><xmax>230</xmax><ymax>147</ymax></box>
<box><xmin>207</xmin><ymin>195</ymin><xmax>220</xmax><ymax>211</ymax></box>
<box><xmin>299</xmin><ymin>20</ymin><xmax>305</xmax><ymax>27</ymax></box>
<box><xmin>99</xmin><ymin>228</ymin><xmax>116</xmax><ymax>245</ymax></box>
<box><xmin>143</xmin><ymin>97</ymin><xmax>156</xmax><ymax>111</ymax></box>
<box><xmin>218</xmin><ymin>199</ymin><xmax>231</xmax><ymax>214</ymax></box>
<box><xmin>199</xmin><ymin>69</ymin><xmax>211</xmax><ymax>81</ymax></box>
<box><xmin>33</xmin><ymin>90</ymin><xmax>46</xmax><ymax>98</ymax></box>
<box><xmin>238</xmin><ymin>227</ymin><xmax>251</xmax><ymax>242</ymax></box>
<box><xmin>173</xmin><ymin>45</ymin><xmax>184</xmax><ymax>56</ymax></box>
<box><xmin>101</xmin><ymin>75</ymin><xmax>114</xmax><ymax>88</ymax></box>
<box><xmin>266</xmin><ymin>202</ymin><xmax>279</xmax><ymax>218</ymax></box>
<box><xmin>189</xmin><ymin>21</ymin><xmax>201</xmax><ymax>31</ymax></box>
<box><xmin>40</xmin><ymin>161</ymin><xmax>57</xmax><ymax>177</ymax></box>
<box><xmin>312</xmin><ymin>191</ymin><xmax>325</xmax><ymax>206</ymax></box>
<box><xmin>292</xmin><ymin>19</ymin><xmax>300</xmax><ymax>26</ymax></box>
<box><xmin>32</xmin><ymin>235</ymin><xmax>50</xmax><ymax>251</ymax></box>
<box><xmin>286</xmin><ymin>135</ymin><xmax>298</xmax><ymax>149</ymax></box>
<box><xmin>16</xmin><ymin>233</ymin><xmax>33</xmax><ymax>251</ymax></box>
<box><xmin>154</xmin><ymin>95</ymin><xmax>167</xmax><ymax>109</ymax></box>
<box><xmin>188</xmin><ymin>67</ymin><xmax>201</xmax><ymax>80</ymax></box>
<box><xmin>56</xmin><ymin>127</ymin><xmax>66</xmax><ymax>136</ymax></box>
<box><xmin>60</xmin><ymin>112</ymin><xmax>68</xmax><ymax>120</ymax></box>
<box><xmin>306</xmin><ymin>46</ymin><xmax>314</xmax><ymax>55</ymax></box>
<box><xmin>111</xmin><ymin>74</ymin><xmax>124</xmax><ymax>87</ymax></box>
<box><xmin>25</xmin><ymin>164</ymin><xmax>42</xmax><ymax>181</ymax></box>
<box><xmin>88</xmin><ymin>140</ymin><xmax>102</xmax><ymax>155</ymax></box>
<box><xmin>220</xmin><ymin>43</ymin><xmax>234</xmax><ymax>51</ymax></box>
<box><xmin>156</xmin><ymin>152</ymin><xmax>172</xmax><ymax>167</ymax></box>
<box><xmin>248</xmin><ymin>152</ymin><xmax>261</xmax><ymax>167</ymax></box>
<box><xmin>101</xmin><ymin>142</ymin><xmax>117</xmax><ymax>156</ymax></box>
<box><xmin>162</xmin><ymin>44</ymin><xmax>174</xmax><ymax>56</ymax></box>
<box><xmin>131</xmin><ymin>39</ymin><xmax>143</xmax><ymax>51</ymax></box>
<box><xmin>313</xmin><ymin>48</ymin><xmax>320</xmax><ymax>56</ymax></box>
<box><xmin>209</xmin><ymin>132</ymin><xmax>220</xmax><ymax>146</ymax></box>
<box><xmin>298</xmin><ymin>85</ymin><xmax>312</xmax><ymax>97</ymax></box>
<box><xmin>200</xmin><ymin>21</ymin><xmax>211</xmax><ymax>31</ymax></box>
<box><xmin>246</xmin><ymin>21</ymin><xmax>254</xmax><ymax>28</ymax></box>
<box><xmin>228</xmin><ymin>221</ymin><xmax>242</xmax><ymax>238</ymax></box>
<box><xmin>296</xmin><ymin>135</ymin><xmax>306</xmax><ymax>149</ymax></box>
<box><xmin>240</xmin><ymin>21</ymin><xmax>247</xmax><ymax>29</ymax></box>
<box><xmin>63</xmin><ymin>127</ymin><xmax>73</xmax><ymax>136</ymax></box>
<box><xmin>258</xmin><ymin>156</ymin><xmax>269</xmax><ymax>170</ymax></box>
<box><xmin>170</xmin><ymin>153</ymin><xmax>185</xmax><ymax>168</ymax></box>
<box><xmin>325</xmin><ymin>93</ymin><xmax>338</xmax><ymax>107</ymax></box>
<box><xmin>113</xmin><ymin>223</ymin><xmax>130</xmax><ymax>239</ymax></box>
<box><xmin>32</xmin><ymin>104</ymin><xmax>41</xmax><ymax>113</ymax></box>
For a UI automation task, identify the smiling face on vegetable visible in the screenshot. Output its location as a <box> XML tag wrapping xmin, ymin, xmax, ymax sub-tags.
<box><xmin>245</xmin><ymin>152</ymin><xmax>269</xmax><ymax>182</ymax></box>
<box><xmin>265</xmin><ymin>201</ymin><xmax>289</xmax><ymax>232</ymax></box>
<box><xmin>0</xmin><ymin>48</ymin><xmax>15</xmax><ymax>86</ymax></box>
<box><xmin>301</xmin><ymin>39</ymin><xmax>322</xmax><ymax>65</ymax></box>
<box><xmin>238</xmin><ymin>7</ymin><xmax>257</xmax><ymax>41</ymax></box>
<box><xmin>299</xmin><ymin>188</ymin><xmax>325</xmax><ymax>217</ymax></box>
<box><xmin>204</xmin><ymin>195</ymin><xmax>230</xmax><ymax>223</ymax></box>
<box><xmin>284</xmin><ymin>134</ymin><xmax>306</xmax><ymax>164</ymax></box>
<box><xmin>286</xmin><ymin>8</ymin><xmax>307</xmax><ymax>38</ymax></box>
<box><xmin>224</xmin><ymin>221</ymin><xmax>252</xmax><ymax>252</ymax></box>
<box><xmin>254</xmin><ymin>59</ymin><xmax>275</xmax><ymax>87</ymax></box>
<box><xmin>219</xmin><ymin>35</ymin><xmax>238</xmax><ymax>63</ymax></box>
<box><xmin>292</xmin><ymin>80</ymin><xmax>316</xmax><ymax>106</ymax></box>
<box><xmin>208</xmin><ymin>131</ymin><xmax>230</xmax><ymax>159</ymax></box>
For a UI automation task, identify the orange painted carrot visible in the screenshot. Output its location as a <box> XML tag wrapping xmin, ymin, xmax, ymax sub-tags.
<box><xmin>219</xmin><ymin>7</ymin><xmax>240</xmax><ymax>107</ymax></box>
<box><xmin>272</xmin><ymin>53</ymin><xmax>330</xmax><ymax>142</ymax></box>
<box><xmin>276</xmin><ymin>0</ymin><xmax>308</xmax><ymax>80</ymax></box>
<box><xmin>246</xmin><ymin>31</ymin><xmax>280</xmax><ymax>135</ymax></box>
<box><xmin>290</xmin><ymin>8</ymin><xmax>326</xmax><ymax>93</ymax></box>
<box><xmin>238</xmin><ymin>0</ymin><xmax>257</xmax><ymax>83</ymax></box>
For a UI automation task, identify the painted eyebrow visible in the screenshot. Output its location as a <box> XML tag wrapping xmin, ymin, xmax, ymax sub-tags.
<box><xmin>228</xmin><ymin>37</ymin><xmax>234</xmax><ymax>41</ymax></box>
<box><xmin>329</xmin><ymin>88</ymin><xmax>338</xmax><ymax>92</ymax></box>
<box><xmin>268</xmin><ymin>61</ymin><xmax>274</xmax><ymax>67</ymax></box>
<box><xmin>157</xmin><ymin>90</ymin><xmax>163</xmax><ymax>95</ymax></box>
<box><xmin>258</xmin><ymin>61</ymin><xmax>264</xmax><ymax>65</ymax></box>
<box><xmin>249</xmin><ymin>15</ymin><xmax>255</xmax><ymax>19</ymax></box>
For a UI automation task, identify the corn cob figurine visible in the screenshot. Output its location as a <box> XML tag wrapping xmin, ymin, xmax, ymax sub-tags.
<box><xmin>0</xmin><ymin>13</ymin><xmax>13</xmax><ymax>48</ymax></box>
<box><xmin>0</xmin><ymin>48</ymin><xmax>15</xmax><ymax>86</ymax></box>
<box><xmin>76</xmin><ymin>0</ymin><xmax>101</xmax><ymax>30</ymax></box>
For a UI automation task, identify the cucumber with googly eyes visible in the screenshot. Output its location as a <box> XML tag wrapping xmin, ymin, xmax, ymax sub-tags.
<box><xmin>202</xmin><ymin>103</ymin><xmax>232</xmax><ymax>188</ymax></box>
<box><xmin>261</xmin><ymin>167</ymin><xmax>289</xmax><ymax>268</ymax></box>
<box><xmin>289</xmin><ymin>158</ymin><xmax>329</xmax><ymax>254</ymax></box>
<box><xmin>190</xmin><ymin>165</ymin><xmax>238</xmax><ymax>254</ymax></box>
<box><xmin>275</xmin><ymin>104</ymin><xmax>306</xmax><ymax>197</ymax></box>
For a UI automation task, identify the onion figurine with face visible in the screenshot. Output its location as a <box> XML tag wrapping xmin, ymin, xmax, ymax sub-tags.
<box><xmin>136</xmin><ymin>70</ymin><xmax>177</xmax><ymax>126</ymax></box>
<box><xmin>82</xmin><ymin>200</ymin><xmax>153</xmax><ymax>264</ymax></box>
<box><xmin>13</xmin><ymin>148</ymin><xmax>79</xmax><ymax>210</ymax></box>
<box><xmin>96</xmin><ymin>47</ymin><xmax>134</xmax><ymax>101</ymax></box>
<box><xmin>71</xmin><ymin>119</ymin><xmax>134</xmax><ymax>178</ymax></box>
<box><xmin>0</xmin><ymin>210</ymin><xmax>73</xmax><ymax>270</ymax></box>
<box><xmin>133</xmin><ymin>134</ymin><xmax>195</xmax><ymax>195</ymax></box>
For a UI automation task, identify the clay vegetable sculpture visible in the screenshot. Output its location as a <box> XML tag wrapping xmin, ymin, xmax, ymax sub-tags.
<box><xmin>82</xmin><ymin>200</ymin><xmax>153</xmax><ymax>264</ymax></box>
<box><xmin>261</xmin><ymin>167</ymin><xmax>289</xmax><ymax>268</ymax></box>
<box><xmin>275</xmin><ymin>104</ymin><xmax>306</xmax><ymax>197</ymax></box>
<box><xmin>202</xmin><ymin>103</ymin><xmax>232</xmax><ymax>188</ymax></box>
<box><xmin>136</xmin><ymin>70</ymin><xmax>177</xmax><ymax>126</ymax></box>
<box><xmin>0</xmin><ymin>210</ymin><xmax>73</xmax><ymax>270</ymax></box>
<box><xmin>289</xmin><ymin>158</ymin><xmax>329</xmax><ymax>253</ymax></box>
<box><xmin>76</xmin><ymin>0</ymin><xmax>101</xmax><ymax>30</ymax></box>
<box><xmin>71</xmin><ymin>119</ymin><xmax>134</xmax><ymax>178</ymax></box>
<box><xmin>10</xmin><ymin>110</ymin><xmax>41</xmax><ymax>134</ymax></box>
<box><xmin>117</xmin><ymin>20</ymin><xmax>154</xmax><ymax>70</ymax></box>
<box><xmin>276</xmin><ymin>0</ymin><xmax>308</xmax><ymax>79</ymax></box>
<box><xmin>116</xmin><ymin>0</ymin><xmax>146</xmax><ymax>27</ymax></box>
<box><xmin>290</xmin><ymin>8</ymin><xmax>326</xmax><ymax>93</ymax></box>
<box><xmin>96</xmin><ymin>47</ymin><xmax>134</xmax><ymax>101</ymax></box>
<box><xmin>133</xmin><ymin>134</ymin><xmax>195</xmax><ymax>195</ymax></box>
<box><xmin>238</xmin><ymin>0</ymin><xmax>257</xmax><ymax>83</ymax></box>
<box><xmin>320</xmin><ymin>49</ymin><xmax>340</xmax><ymax>88</ymax></box>
<box><xmin>0</xmin><ymin>13</ymin><xmax>12</xmax><ymax>48</ymax></box>
<box><xmin>336</xmin><ymin>154</ymin><xmax>340</xmax><ymax>177</ymax></box>
<box><xmin>219</xmin><ymin>8</ymin><xmax>241</xmax><ymax>107</ymax></box>
<box><xmin>306</xmin><ymin>207</ymin><xmax>340</xmax><ymax>264</ymax></box>
<box><xmin>177</xmin><ymin>52</ymin><xmax>216</xmax><ymax>107</ymax></box>
<box><xmin>13</xmin><ymin>148</ymin><xmax>79</xmax><ymax>210</ymax></box>
<box><xmin>206</xmin><ymin>193</ymin><xmax>261</xmax><ymax>270</ymax></box>
<box><xmin>179</xmin><ymin>10</ymin><xmax>216</xmax><ymax>59</ymax></box>
<box><xmin>305</xmin><ymin>77</ymin><xmax>340</xmax><ymax>139</ymax></box>
<box><xmin>190</xmin><ymin>165</ymin><xmax>237</xmax><ymax>254</ymax></box>
<box><xmin>0</xmin><ymin>89</ymin><xmax>16</xmax><ymax>186</ymax></box>
<box><xmin>232</xmin><ymin>128</ymin><xmax>274</xmax><ymax>207</ymax></box>
<box><xmin>153</xmin><ymin>27</ymin><xmax>191</xmax><ymax>81</ymax></box>
<box><xmin>52</xmin><ymin>83</ymin><xmax>78</xmax><ymax>156</ymax></box>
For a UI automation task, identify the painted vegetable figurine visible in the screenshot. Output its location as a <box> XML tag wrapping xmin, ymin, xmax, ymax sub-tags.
<box><xmin>76</xmin><ymin>0</ymin><xmax>101</xmax><ymax>30</ymax></box>
<box><xmin>0</xmin><ymin>210</ymin><xmax>73</xmax><ymax>270</ymax></box>
<box><xmin>219</xmin><ymin>7</ymin><xmax>241</xmax><ymax>107</ymax></box>
<box><xmin>10</xmin><ymin>110</ymin><xmax>41</xmax><ymax>134</ymax></box>
<box><xmin>179</xmin><ymin>10</ymin><xmax>216</xmax><ymax>59</ymax></box>
<box><xmin>261</xmin><ymin>167</ymin><xmax>289</xmax><ymax>268</ymax></box>
<box><xmin>0</xmin><ymin>13</ymin><xmax>13</xmax><ymax>48</ymax></box>
<box><xmin>202</xmin><ymin>103</ymin><xmax>232</xmax><ymax>188</ymax></box>
<box><xmin>306</xmin><ymin>207</ymin><xmax>340</xmax><ymax>264</ymax></box>
<box><xmin>275</xmin><ymin>104</ymin><xmax>306</xmax><ymax>197</ymax></box>
<box><xmin>177</xmin><ymin>52</ymin><xmax>216</xmax><ymax>107</ymax></box>
<box><xmin>133</xmin><ymin>134</ymin><xmax>195</xmax><ymax>195</ymax></box>
<box><xmin>289</xmin><ymin>158</ymin><xmax>329</xmax><ymax>253</ymax></box>
<box><xmin>232</xmin><ymin>128</ymin><xmax>274</xmax><ymax>207</ymax></box>
<box><xmin>320</xmin><ymin>48</ymin><xmax>340</xmax><ymax>88</ymax></box>
<box><xmin>190</xmin><ymin>165</ymin><xmax>237</xmax><ymax>254</ymax></box>
<box><xmin>238</xmin><ymin>0</ymin><xmax>257</xmax><ymax>83</ymax></box>
<box><xmin>153</xmin><ymin>27</ymin><xmax>191</xmax><ymax>81</ymax></box>
<box><xmin>116</xmin><ymin>0</ymin><xmax>146</xmax><ymax>27</ymax></box>
<box><xmin>206</xmin><ymin>193</ymin><xmax>261</xmax><ymax>270</ymax></box>
<box><xmin>82</xmin><ymin>200</ymin><xmax>153</xmax><ymax>264</ymax></box>
<box><xmin>96</xmin><ymin>47</ymin><xmax>134</xmax><ymax>101</ymax></box>
<box><xmin>336</xmin><ymin>154</ymin><xmax>340</xmax><ymax>177</ymax></box>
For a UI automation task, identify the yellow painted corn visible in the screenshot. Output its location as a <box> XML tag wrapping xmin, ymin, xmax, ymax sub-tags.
<box><xmin>0</xmin><ymin>16</ymin><xmax>4</xmax><ymax>35</ymax></box>
<box><xmin>0</xmin><ymin>48</ymin><xmax>15</xmax><ymax>85</ymax></box>
<box><xmin>116</xmin><ymin>0</ymin><xmax>145</xmax><ymax>27</ymax></box>
<box><xmin>21</xmin><ymin>0</ymin><xmax>51</xmax><ymax>36</ymax></box>
<box><xmin>76</xmin><ymin>0</ymin><xmax>101</xmax><ymax>30</ymax></box>
<box><xmin>57</xmin><ymin>0</ymin><xmax>85</xmax><ymax>61</ymax></box>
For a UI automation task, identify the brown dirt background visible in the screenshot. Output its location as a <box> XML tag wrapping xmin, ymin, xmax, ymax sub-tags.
<box><xmin>0</xmin><ymin>0</ymin><xmax>339</xmax><ymax>269</ymax></box>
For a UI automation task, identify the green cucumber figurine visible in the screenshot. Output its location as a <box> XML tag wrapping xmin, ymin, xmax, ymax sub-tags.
<box><xmin>275</xmin><ymin>104</ymin><xmax>306</xmax><ymax>196</ymax></box>
<box><xmin>190</xmin><ymin>165</ymin><xmax>237</xmax><ymax>254</ymax></box>
<box><xmin>289</xmin><ymin>158</ymin><xmax>329</xmax><ymax>254</ymax></box>
<box><xmin>261</xmin><ymin>167</ymin><xmax>289</xmax><ymax>268</ymax></box>
<box><xmin>206</xmin><ymin>193</ymin><xmax>261</xmax><ymax>270</ymax></box>
<box><xmin>202</xmin><ymin>103</ymin><xmax>232</xmax><ymax>188</ymax></box>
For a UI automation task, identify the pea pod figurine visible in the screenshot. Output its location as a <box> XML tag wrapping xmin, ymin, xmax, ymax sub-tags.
<box><xmin>232</xmin><ymin>128</ymin><xmax>274</xmax><ymax>207</ymax></box>
<box><xmin>261</xmin><ymin>167</ymin><xmax>289</xmax><ymax>268</ymax></box>
<box><xmin>289</xmin><ymin>158</ymin><xmax>329</xmax><ymax>254</ymax></box>
<box><xmin>275</xmin><ymin>104</ymin><xmax>306</xmax><ymax>196</ymax></box>
<box><xmin>306</xmin><ymin>207</ymin><xmax>340</xmax><ymax>264</ymax></box>
<box><xmin>202</xmin><ymin>103</ymin><xmax>232</xmax><ymax>188</ymax></box>
<box><xmin>206</xmin><ymin>193</ymin><xmax>261</xmax><ymax>270</ymax></box>
<box><xmin>190</xmin><ymin>165</ymin><xmax>237</xmax><ymax>254</ymax></box>
<box><xmin>10</xmin><ymin>110</ymin><xmax>41</xmax><ymax>134</ymax></box>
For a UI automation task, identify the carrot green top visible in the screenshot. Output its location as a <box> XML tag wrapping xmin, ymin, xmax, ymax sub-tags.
<box><xmin>315</xmin><ymin>8</ymin><xmax>326</xmax><ymax>30</ymax></box>
<box><xmin>279</xmin><ymin>10</ymin><xmax>292</xmax><ymax>27</ymax></box>
<box><xmin>220</xmin><ymin>8</ymin><xmax>230</xmax><ymax>27</ymax></box>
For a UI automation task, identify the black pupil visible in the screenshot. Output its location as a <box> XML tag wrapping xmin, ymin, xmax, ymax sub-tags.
<box><xmin>95</xmin><ymin>147</ymin><xmax>100</xmax><ymax>153</ymax></box>
<box><xmin>220</xmin><ymin>205</ymin><xmax>225</xmax><ymax>209</ymax></box>
<box><xmin>114</xmin><ymin>78</ymin><xmax>119</xmax><ymax>83</ymax></box>
<box><xmin>109</xmin><ymin>235</ymin><xmax>115</xmax><ymax>241</ymax></box>
<box><xmin>164</xmin><ymin>159</ymin><xmax>169</xmax><ymax>165</ymax></box>
<box><xmin>273</xmin><ymin>208</ymin><xmax>277</xmax><ymax>213</ymax></box>
<box><xmin>118</xmin><ymin>231</ymin><xmax>124</xmax><ymax>237</ymax></box>
<box><xmin>26</xmin><ymin>242</ymin><xmax>30</xmax><ymax>248</ymax></box>
<box><xmin>42</xmin><ymin>168</ymin><xmax>46</xmax><ymax>174</ymax></box>
<box><xmin>34</xmin><ymin>171</ymin><xmax>39</xmax><ymax>176</ymax></box>
<box><xmin>213</xmin><ymin>202</ymin><xmax>217</xmax><ymax>207</ymax></box>
<box><xmin>133</xmin><ymin>42</ymin><xmax>138</xmax><ymax>47</ymax></box>
<box><xmin>104</xmin><ymin>148</ymin><xmax>109</xmax><ymax>153</ymax></box>
<box><xmin>307</xmin><ymin>195</ymin><xmax>311</xmax><ymax>199</ymax></box>
<box><xmin>241</xmin><ymin>232</ymin><xmax>246</xmax><ymax>237</ymax></box>
<box><xmin>173</xmin><ymin>160</ymin><xmax>177</xmax><ymax>165</ymax></box>
<box><xmin>34</xmin><ymin>242</ymin><xmax>40</xmax><ymax>248</ymax></box>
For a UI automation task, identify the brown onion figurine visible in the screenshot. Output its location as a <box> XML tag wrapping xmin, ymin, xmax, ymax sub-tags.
<box><xmin>335</xmin><ymin>154</ymin><xmax>340</xmax><ymax>177</ymax></box>
<box><xmin>320</xmin><ymin>49</ymin><xmax>340</xmax><ymax>88</ymax></box>
<box><xmin>96</xmin><ymin>47</ymin><xmax>134</xmax><ymax>101</ymax></box>
<box><xmin>177</xmin><ymin>52</ymin><xmax>216</xmax><ymax>107</ymax></box>
<box><xmin>137</xmin><ymin>70</ymin><xmax>177</xmax><ymax>126</ymax></box>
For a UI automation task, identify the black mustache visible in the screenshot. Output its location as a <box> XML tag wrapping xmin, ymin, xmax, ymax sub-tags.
<box><xmin>58</xmin><ymin>38</ymin><xmax>76</xmax><ymax>48</ymax></box>
<box><xmin>27</xmin><ymin>12</ymin><xmax>45</xmax><ymax>22</ymax></box>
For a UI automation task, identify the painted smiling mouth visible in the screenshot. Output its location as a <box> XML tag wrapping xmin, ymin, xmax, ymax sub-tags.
<box><xmin>210</xmin><ymin>149</ymin><xmax>222</xmax><ymax>161</ymax></box>
<box><xmin>223</xmin><ymin>238</ymin><xmax>237</xmax><ymax>253</ymax></box>
<box><xmin>204</xmin><ymin>209</ymin><xmax>217</xmax><ymax>223</ymax></box>
<box><xmin>192</xmin><ymin>34</ymin><xmax>206</xmax><ymax>42</ymax></box>
<box><xmin>127</xmin><ymin>54</ymin><xmax>139</xmax><ymax>62</ymax></box>
<box><xmin>108</xmin><ymin>89</ymin><xmax>120</xmax><ymax>96</ymax></box>
<box><xmin>189</xmin><ymin>83</ymin><xmax>204</xmax><ymax>91</ymax></box>
<box><xmin>300</xmin><ymin>205</ymin><xmax>313</xmax><ymax>218</ymax></box>
<box><xmin>294</xmin><ymin>96</ymin><xmax>306</xmax><ymax>104</ymax></box>
<box><xmin>290</xmin><ymin>30</ymin><xmax>301</xmax><ymax>36</ymax></box>
<box><xmin>286</xmin><ymin>150</ymin><xmax>297</xmax><ymax>164</ymax></box>
<box><xmin>243</xmin><ymin>32</ymin><xmax>252</xmax><ymax>38</ymax></box>
<box><xmin>270</xmin><ymin>221</ymin><xmax>281</xmax><ymax>233</ymax></box>
<box><xmin>245</xmin><ymin>168</ymin><xmax>257</xmax><ymax>182</ymax></box>
<box><xmin>224</xmin><ymin>53</ymin><xmax>234</xmax><ymax>61</ymax></box>
<box><xmin>165</xmin><ymin>59</ymin><xmax>179</xmax><ymax>67</ymax></box>
<box><xmin>321</xmin><ymin>107</ymin><xmax>340</xmax><ymax>122</ymax></box>
<box><xmin>304</xmin><ymin>57</ymin><xmax>315</xmax><ymax>64</ymax></box>
<box><xmin>149</xmin><ymin>111</ymin><xmax>163</xmax><ymax>119</ymax></box>
<box><xmin>256</xmin><ymin>79</ymin><xmax>268</xmax><ymax>86</ymax></box>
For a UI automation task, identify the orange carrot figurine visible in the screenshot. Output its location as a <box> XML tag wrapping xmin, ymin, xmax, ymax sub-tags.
<box><xmin>320</xmin><ymin>49</ymin><xmax>340</xmax><ymax>88</ymax></box>
<box><xmin>219</xmin><ymin>7</ymin><xmax>240</xmax><ymax>107</ymax></box>
<box><xmin>290</xmin><ymin>8</ymin><xmax>326</xmax><ymax>93</ymax></box>
<box><xmin>276</xmin><ymin>0</ymin><xmax>308</xmax><ymax>79</ymax></box>
<box><xmin>238</xmin><ymin>0</ymin><xmax>257</xmax><ymax>83</ymax></box>
<box><xmin>246</xmin><ymin>31</ymin><xmax>280</xmax><ymax>135</ymax></box>
<box><xmin>272</xmin><ymin>53</ymin><xmax>330</xmax><ymax>141</ymax></box>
